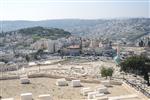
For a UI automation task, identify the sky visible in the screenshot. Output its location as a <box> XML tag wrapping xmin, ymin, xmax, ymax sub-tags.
<box><xmin>0</xmin><ymin>0</ymin><xmax>149</xmax><ymax>20</ymax></box>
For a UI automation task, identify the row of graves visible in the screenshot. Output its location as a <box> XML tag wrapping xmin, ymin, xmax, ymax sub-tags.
<box><xmin>2</xmin><ymin>79</ymin><xmax>140</xmax><ymax>100</ymax></box>
<box><xmin>56</xmin><ymin>78</ymin><xmax>145</xmax><ymax>100</ymax></box>
<box><xmin>1</xmin><ymin>68</ymin><xmax>144</xmax><ymax>100</ymax></box>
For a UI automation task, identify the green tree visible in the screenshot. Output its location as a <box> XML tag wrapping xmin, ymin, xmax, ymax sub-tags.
<box><xmin>101</xmin><ymin>67</ymin><xmax>114</xmax><ymax>79</ymax></box>
<box><xmin>58</xmin><ymin>48</ymin><xmax>64</xmax><ymax>59</ymax></box>
<box><xmin>120</xmin><ymin>55</ymin><xmax>150</xmax><ymax>86</ymax></box>
<box><xmin>33</xmin><ymin>49</ymin><xmax>44</xmax><ymax>60</ymax></box>
<box><xmin>25</xmin><ymin>55</ymin><xmax>30</xmax><ymax>62</ymax></box>
<box><xmin>139</xmin><ymin>40</ymin><xmax>144</xmax><ymax>47</ymax></box>
<box><xmin>0</xmin><ymin>59</ymin><xmax>8</xmax><ymax>63</ymax></box>
<box><xmin>34</xmin><ymin>54</ymin><xmax>38</xmax><ymax>60</ymax></box>
<box><xmin>148</xmin><ymin>40</ymin><xmax>150</xmax><ymax>47</ymax></box>
<box><xmin>101</xmin><ymin>67</ymin><xmax>107</xmax><ymax>79</ymax></box>
<box><xmin>107</xmin><ymin>68</ymin><xmax>114</xmax><ymax>79</ymax></box>
<box><xmin>37</xmin><ymin>49</ymin><xmax>44</xmax><ymax>55</ymax></box>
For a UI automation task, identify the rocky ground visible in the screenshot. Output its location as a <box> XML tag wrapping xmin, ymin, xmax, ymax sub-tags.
<box><xmin>0</xmin><ymin>78</ymin><xmax>137</xmax><ymax>100</ymax></box>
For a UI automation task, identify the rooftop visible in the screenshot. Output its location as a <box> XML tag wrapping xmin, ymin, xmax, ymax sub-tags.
<box><xmin>67</xmin><ymin>45</ymin><xmax>80</xmax><ymax>49</ymax></box>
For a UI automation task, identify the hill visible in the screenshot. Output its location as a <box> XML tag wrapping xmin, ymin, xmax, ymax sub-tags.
<box><xmin>1</xmin><ymin>18</ymin><xmax>150</xmax><ymax>41</ymax></box>
<box><xmin>2</xmin><ymin>26</ymin><xmax>71</xmax><ymax>41</ymax></box>
<box><xmin>17</xmin><ymin>26</ymin><xmax>71</xmax><ymax>40</ymax></box>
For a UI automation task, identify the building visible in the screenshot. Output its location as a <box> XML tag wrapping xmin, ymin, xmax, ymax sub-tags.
<box><xmin>31</xmin><ymin>39</ymin><xmax>58</xmax><ymax>53</ymax></box>
<box><xmin>63</xmin><ymin>45</ymin><xmax>81</xmax><ymax>56</ymax></box>
<box><xmin>31</xmin><ymin>38</ymin><xmax>48</xmax><ymax>50</ymax></box>
<box><xmin>47</xmin><ymin>40</ymin><xmax>56</xmax><ymax>53</ymax></box>
<box><xmin>89</xmin><ymin>39</ymin><xmax>100</xmax><ymax>48</ymax></box>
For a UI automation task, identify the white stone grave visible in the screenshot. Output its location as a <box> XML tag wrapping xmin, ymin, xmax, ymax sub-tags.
<box><xmin>80</xmin><ymin>87</ymin><xmax>93</xmax><ymax>96</ymax></box>
<box><xmin>20</xmin><ymin>93</ymin><xmax>32</xmax><ymax>100</ymax></box>
<box><xmin>56</xmin><ymin>78</ymin><xmax>68</xmax><ymax>86</ymax></box>
<box><xmin>38</xmin><ymin>94</ymin><xmax>52</xmax><ymax>100</ymax></box>
<box><xmin>1</xmin><ymin>98</ymin><xmax>14</xmax><ymax>100</ymax></box>
<box><xmin>101</xmin><ymin>80</ymin><xmax>111</xmax><ymax>87</ymax></box>
<box><xmin>71</xmin><ymin>80</ymin><xmax>81</xmax><ymax>87</ymax></box>
<box><xmin>96</xmin><ymin>87</ymin><xmax>108</xmax><ymax>94</ymax></box>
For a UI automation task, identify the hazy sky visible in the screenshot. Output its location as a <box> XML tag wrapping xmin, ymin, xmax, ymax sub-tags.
<box><xmin>0</xmin><ymin>0</ymin><xmax>149</xmax><ymax>20</ymax></box>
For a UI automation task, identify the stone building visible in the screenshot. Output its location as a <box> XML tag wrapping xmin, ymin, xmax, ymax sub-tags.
<box><xmin>63</xmin><ymin>45</ymin><xmax>81</xmax><ymax>56</ymax></box>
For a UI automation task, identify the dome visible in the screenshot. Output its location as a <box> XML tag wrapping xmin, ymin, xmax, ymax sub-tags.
<box><xmin>114</xmin><ymin>55</ymin><xmax>121</xmax><ymax>65</ymax></box>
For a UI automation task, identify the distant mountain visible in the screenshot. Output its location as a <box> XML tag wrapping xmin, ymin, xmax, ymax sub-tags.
<box><xmin>1</xmin><ymin>18</ymin><xmax>150</xmax><ymax>41</ymax></box>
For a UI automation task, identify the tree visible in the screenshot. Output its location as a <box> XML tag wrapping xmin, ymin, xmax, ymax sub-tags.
<box><xmin>37</xmin><ymin>49</ymin><xmax>44</xmax><ymax>55</ymax></box>
<box><xmin>33</xmin><ymin>53</ymin><xmax>39</xmax><ymax>60</ymax></box>
<box><xmin>107</xmin><ymin>68</ymin><xmax>114</xmax><ymax>79</ymax></box>
<box><xmin>120</xmin><ymin>55</ymin><xmax>150</xmax><ymax>86</ymax></box>
<box><xmin>101</xmin><ymin>67</ymin><xmax>114</xmax><ymax>79</ymax></box>
<box><xmin>25</xmin><ymin>55</ymin><xmax>30</xmax><ymax>62</ymax></box>
<box><xmin>33</xmin><ymin>49</ymin><xmax>44</xmax><ymax>60</ymax></box>
<box><xmin>0</xmin><ymin>59</ymin><xmax>8</xmax><ymax>63</ymax></box>
<box><xmin>148</xmin><ymin>40</ymin><xmax>150</xmax><ymax>47</ymax></box>
<box><xmin>58</xmin><ymin>48</ymin><xmax>64</xmax><ymax>59</ymax></box>
<box><xmin>139</xmin><ymin>40</ymin><xmax>144</xmax><ymax>47</ymax></box>
<box><xmin>101</xmin><ymin>67</ymin><xmax>107</xmax><ymax>79</ymax></box>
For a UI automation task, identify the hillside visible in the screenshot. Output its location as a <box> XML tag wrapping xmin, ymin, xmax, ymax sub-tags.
<box><xmin>4</xmin><ymin>26</ymin><xmax>71</xmax><ymax>40</ymax></box>
<box><xmin>1</xmin><ymin>18</ymin><xmax>150</xmax><ymax>41</ymax></box>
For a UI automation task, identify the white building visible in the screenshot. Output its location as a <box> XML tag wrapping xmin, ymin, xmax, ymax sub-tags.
<box><xmin>31</xmin><ymin>39</ymin><xmax>49</xmax><ymax>50</ymax></box>
<box><xmin>47</xmin><ymin>40</ymin><xmax>55</xmax><ymax>53</ymax></box>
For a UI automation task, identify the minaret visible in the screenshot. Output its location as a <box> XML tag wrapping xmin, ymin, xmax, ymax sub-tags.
<box><xmin>117</xmin><ymin>42</ymin><xmax>120</xmax><ymax>56</ymax></box>
<box><xmin>114</xmin><ymin>41</ymin><xmax>121</xmax><ymax>65</ymax></box>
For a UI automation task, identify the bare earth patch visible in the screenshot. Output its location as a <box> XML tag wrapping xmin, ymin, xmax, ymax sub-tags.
<box><xmin>0</xmin><ymin>78</ymin><xmax>143</xmax><ymax>100</ymax></box>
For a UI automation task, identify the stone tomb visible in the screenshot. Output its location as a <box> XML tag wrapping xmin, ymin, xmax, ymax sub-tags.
<box><xmin>71</xmin><ymin>80</ymin><xmax>81</xmax><ymax>87</ymax></box>
<box><xmin>38</xmin><ymin>94</ymin><xmax>52</xmax><ymax>100</ymax></box>
<box><xmin>56</xmin><ymin>78</ymin><xmax>68</xmax><ymax>86</ymax></box>
<box><xmin>20</xmin><ymin>93</ymin><xmax>32</xmax><ymax>100</ymax></box>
